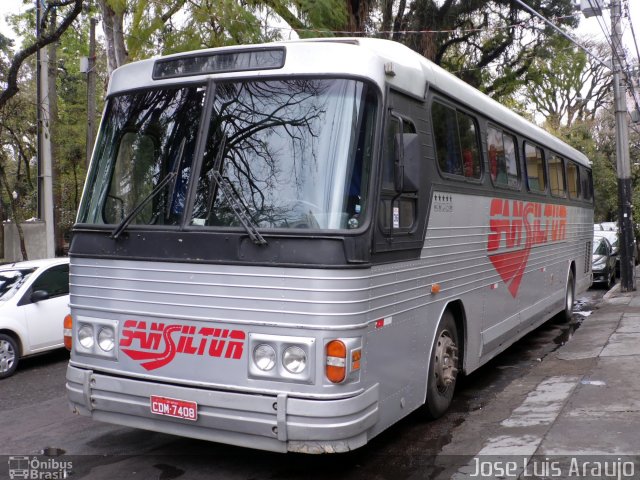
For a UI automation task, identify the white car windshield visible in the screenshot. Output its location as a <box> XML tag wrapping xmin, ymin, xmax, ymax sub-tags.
<box><xmin>0</xmin><ymin>269</ymin><xmax>34</xmax><ymax>301</ymax></box>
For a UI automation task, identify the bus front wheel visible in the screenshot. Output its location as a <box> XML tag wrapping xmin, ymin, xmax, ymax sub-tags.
<box><xmin>424</xmin><ymin>310</ymin><xmax>460</xmax><ymax>419</ymax></box>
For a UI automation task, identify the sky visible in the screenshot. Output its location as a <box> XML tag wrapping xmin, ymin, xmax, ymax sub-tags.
<box><xmin>0</xmin><ymin>0</ymin><xmax>639</xmax><ymax>63</ymax></box>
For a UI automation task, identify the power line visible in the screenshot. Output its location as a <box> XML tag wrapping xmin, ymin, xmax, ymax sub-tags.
<box><xmin>512</xmin><ymin>0</ymin><xmax>609</xmax><ymax>69</ymax></box>
<box><xmin>587</xmin><ymin>0</ymin><xmax>614</xmax><ymax>53</ymax></box>
<box><xmin>624</xmin><ymin>0</ymin><xmax>640</xmax><ymax>63</ymax></box>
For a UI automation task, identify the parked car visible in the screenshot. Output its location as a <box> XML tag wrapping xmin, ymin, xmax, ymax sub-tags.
<box><xmin>592</xmin><ymin>236</ymin><xmax>616</xmax><ymax>288</ymax></box>
<box><xmin>0</xmin><ymin>257</ymin><xmax>69</xmax><ymax>378</ymax></box>
<box><xmin>598</xmin><ymin>221</ymin><xmax>618</xmax><ymax>232</ymax></box>
<box><xmin>594</xmin><ymin>223</ymin><xmax>640</xmax><ymax>273</ymax></box>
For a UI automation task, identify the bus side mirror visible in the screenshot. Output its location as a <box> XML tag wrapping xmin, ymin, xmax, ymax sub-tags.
<box><xmin>394</xmin><ymin>133</ymin><xmax>420</xmax><ymax>193</ymax></box>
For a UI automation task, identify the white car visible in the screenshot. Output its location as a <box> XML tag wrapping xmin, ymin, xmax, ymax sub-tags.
<box><xmin>0</xmin><ymin>257</ymin><xmax>69</xmax><ymax>378</ymax></box>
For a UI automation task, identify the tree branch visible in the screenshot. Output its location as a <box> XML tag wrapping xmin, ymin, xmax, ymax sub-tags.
<box><xmin>0</xmin><ymin>0</ymin><xmax>82</xmax><ymax>111</ymax></box>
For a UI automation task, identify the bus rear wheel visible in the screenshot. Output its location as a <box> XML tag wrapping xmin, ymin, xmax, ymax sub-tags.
<box><xmin>563</xmin><ymin>270</ymin><xmax>575</xmax><ymax>321</ymax></box>
<box><xmin>424</xmin><ymin>311</ymin><xmax>460</xmax><ymax>419</ymax></box>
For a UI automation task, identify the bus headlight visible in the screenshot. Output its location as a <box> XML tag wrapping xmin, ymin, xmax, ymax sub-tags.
<box><xmin>248</xmin><ymin>334</ymin><xmax>315</xmax><ymax>383</ymax></box>
<box><xmin>73</xmin><ymin>317</ymin><xmax>119</xmax><ymax>359</ymax></box>
<box><xmin>77</xmin><ymin>325</ymin><xmax>95</xmax><ymax>349</ymax></box>
<box><xmin>253</xmin><ymin>344</ymin><xmax>276</xmax><ymax>371</ymax></box>
<box><xmin>98</xmin><ymin>327</ymin><xmax>116</xmax><ymax>352</ymax></box>
<box><xmin>283</xmin><ymin>346</ymin><xmax>306</xmax><ymax>374</ymax></box>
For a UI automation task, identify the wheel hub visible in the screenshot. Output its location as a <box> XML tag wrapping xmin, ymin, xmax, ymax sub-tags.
<box><xmin>0</xmin><ymin>339</ymin><xmax>16</xmax><ymax>374</ymax></box>
<box><xmin>434</xmin><ymin>330</ymin><xmax>459</xmax><ymax>392</ymax></box>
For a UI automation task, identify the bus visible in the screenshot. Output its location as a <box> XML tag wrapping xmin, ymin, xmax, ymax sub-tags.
<box><xmin>65</xmin><ymin>38</ymin><xmax>594</xmax><ymax>454</ymax></box>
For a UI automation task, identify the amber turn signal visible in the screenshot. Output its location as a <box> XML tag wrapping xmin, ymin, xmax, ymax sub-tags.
<box><xmin>326</xmin><ymin>340</ymin><xmax>346</xmax><ymax>383</ymax></box>
<box><xmin>63</xmin><ymin>314</ymin><xmax>73</xmax><ymax>351</ymax></box>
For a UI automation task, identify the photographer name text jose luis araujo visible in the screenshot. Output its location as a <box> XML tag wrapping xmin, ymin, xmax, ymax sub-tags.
<box><xmin>469</xmin><ymin>456</ymin><xmax>637</xmax><ymax>479</ymax></box>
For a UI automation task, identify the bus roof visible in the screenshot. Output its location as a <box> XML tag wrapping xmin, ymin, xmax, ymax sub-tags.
<box><xmin>108</xmin><ymin>38</ymin><xmax>590</xmax><ymax>168</ymax></box>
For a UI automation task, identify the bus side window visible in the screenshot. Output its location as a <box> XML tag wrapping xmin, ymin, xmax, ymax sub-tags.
<box><xmin>379</xmin><ymin>115</ymin><xmax>417</xmax><ymax>232</ymax></box>
<box><xmin>524</xmin><ymin>142</ymin><xmax>546</xmax><ymax>193</ymax></box>
<box><xmin>432</xmin><ymin>101</ymin><xmax>481</xmax><ymax>179</ymax></box>
<box><xmin>488</xmin><ymin>125</ymin><xmax>519</xmax><ymax>189</ymax></box>
<box><xmin>580</xmin><ymin>166</ymin><xmax>593</xmax><ymax>202</ymax></box>
<box><xmin>567</xmin><ymin>161</ymin><xmax>580</xmax><ymax>199</ymax></box>
<box><xmin>549</xmin><ymin>154</ymin><xmax>566</xmax><ymax>197</ymax></box>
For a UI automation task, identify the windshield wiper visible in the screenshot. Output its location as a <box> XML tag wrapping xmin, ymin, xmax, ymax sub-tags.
<box><xmin>111</xmin><ymin>139</ymin><xmax>187</xmax><ymax>240</ymax></box>
<box><xmin>211</xmin><ymin>138</ymin><xmax>267</xmax><ymax>246</ymax></box>
<box><xmin>110</xmin><ymin>171</ymin><xmax>177</xmax><ymax>240</ymax></box>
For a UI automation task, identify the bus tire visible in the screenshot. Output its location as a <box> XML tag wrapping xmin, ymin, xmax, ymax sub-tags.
<box><xmin>563</xmin><ymin>269</ymin><xmax>575</xmax><ymax>322</ymax></box>
<box><xmin>424</xmin><ymin>310</ymin><xmax>459</xmax><ymax>419</ymax></box>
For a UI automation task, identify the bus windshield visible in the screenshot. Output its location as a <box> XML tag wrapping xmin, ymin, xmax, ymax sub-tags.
<box><xmin>79</xmin><ymin>78</ymin><xmax>377</xmax><ymax>232</ymax></box>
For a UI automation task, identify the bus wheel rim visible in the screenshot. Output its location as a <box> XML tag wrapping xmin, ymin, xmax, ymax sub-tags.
<box><xmin>434</xmin><ymin>330</ymin><xmax>459</xmax><ymax>393</ymax></box>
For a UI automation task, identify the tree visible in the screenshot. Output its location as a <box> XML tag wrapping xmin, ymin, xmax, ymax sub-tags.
<box><xmin>0</xmin><ymin>0</ymin><xmax>82</xmax><ymax>110</ymax></box>
<box><xmin>372</xmin><ymin>0</ymin><xmax>578</xmax><ymax>99</ymax></box>
<box><xmin>524</xmin><ymin>36</ymin><xmax>611</xmax><ymax>129</ymax></box>
<box><xmin>97</xmin><ymin>0</ymin><xmax>349</xmax><ymax>77</ymax></box>
<box><xmin>0</xmin><ymin>0</ymin><xmax>83</xmax><ymax>259</ymax></box>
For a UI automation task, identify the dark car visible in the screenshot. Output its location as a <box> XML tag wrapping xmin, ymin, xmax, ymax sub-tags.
<box><xmin>592</xmin><ymin>236</ymin><xmax>616</xmax><ymax>288</ymax></box>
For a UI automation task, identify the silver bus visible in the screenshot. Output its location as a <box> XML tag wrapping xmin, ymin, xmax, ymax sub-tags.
<box><xmin>66</xmin><ymin>38</ymin><xmax>594</xmax><ymax>453</ymax></box>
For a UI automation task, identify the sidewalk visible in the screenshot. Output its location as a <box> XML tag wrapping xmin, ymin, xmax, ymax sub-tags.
<box><xmin>542</xmin><ymin>279</ymin><xmax>640</xmax><ymax>456</ymax></box>
<box><xmin>437</xmin><ymin>273</ymin><xmax>640</xmax><ymax>478</ymax></box>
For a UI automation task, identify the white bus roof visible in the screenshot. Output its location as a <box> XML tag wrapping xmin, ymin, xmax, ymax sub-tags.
<box><xmin>108</xmin><ymin>38</ymin><xmax>590</xmax><ymax>167</ymax></box>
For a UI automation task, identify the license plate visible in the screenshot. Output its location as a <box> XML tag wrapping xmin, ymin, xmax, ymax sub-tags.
<box><xmin>150</xmin><ymin>395</ymin><xmax>198</xmax><ymax>421</ymax></box>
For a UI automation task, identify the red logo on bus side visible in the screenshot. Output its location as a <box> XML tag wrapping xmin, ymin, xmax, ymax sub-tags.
<box><xmin>119</xmin><ymin>320</ymin><xmax>246</xmax><ymax>370</ymax></box>
<box><xmin>487</xmin><ymin>199</ymin><xmax>567</xmax><ymax>297</ymax></box>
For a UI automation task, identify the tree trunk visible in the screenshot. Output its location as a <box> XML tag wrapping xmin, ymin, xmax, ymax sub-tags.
<box><xmin>0</xmin><ymin>166</ymin><xmax>28</xmax><ymax>260</ymax></box>
<box><xmin>98</xmin><ymin>0</ymin><xmax>128</xmax><ymax>77</ymax></box>
<box><xmin>15</xmin><ymin>222</ymin><xmax>28</xmax><ymax>261</ymax></box>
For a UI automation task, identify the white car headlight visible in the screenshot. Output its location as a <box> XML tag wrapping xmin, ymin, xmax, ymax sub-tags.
<box><xmin>77</xmin><ymin>325</ymin><xmax>95</xmax><ymax>349</ymax></box>
<box><xmin>283</xmin><ymin>346</ymin><xmax>307</xmax><ymax>374</ymax></box>
<box><xmin>253</xmin><ymin>344</ymin><xmax>276</xmax><ymax>371</ymax></box>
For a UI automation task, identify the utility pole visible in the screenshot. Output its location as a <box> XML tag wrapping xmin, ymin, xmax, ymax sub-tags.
<box><xmin>86</xmin><ymin>17</ymin><xmax>97</xmax><ymax>168</ymax></box>
<box><xmin>611</xmin><ymin>0</ymin><xmax>636</xmax><ymax>291</ymax></box>
<box><xmin>36</xmin><ymin>0</ymin><xmax>56</xmax><ymax>258</ymax></box>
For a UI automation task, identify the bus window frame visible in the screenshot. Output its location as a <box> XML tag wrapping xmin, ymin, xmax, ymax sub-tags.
<box><xmin>430</xmin><ymin>98</ymin><xmax>484</xmax><ymax>184</ymax></box>
<box><xmin>523</xmin><ymin>141</ymin><xmax>548</xmax><ymax>195</ymax></box>
<box><xmin>486</xmin><ymin>123</ymin><xmax>521</xmax><ymax>191</ymax></box>
<box><xmin>579</xmin><ymin>165</ymin><xmax>594</xmax><ymax>204</ymax></box>
<box><xmin>566</xmin><ymin>159</ymin><xmax>581</xmax><ymax>200</ymax></box>
<box><xmin>548</xmin><ymin>153</ymin><xmax>567</xmax><ymax>198</ymax></box>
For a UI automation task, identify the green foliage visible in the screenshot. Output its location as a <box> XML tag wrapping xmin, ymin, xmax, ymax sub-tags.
<box><xmin>292</xmin><ymin>0</ymin><xmax>348</xmax><ymax>35</ymax></box>
<box><xmin>385</xmin><ymin>0</ymin><xmax>578</xmax><ymax>100</ymax></box>
<box><xmin>554</xmin><ymin>120</ymin><xmax>618</xmax><ymax>222</ymax></box>
<box><xmin>122</xmin><ymin>0</ymin><xmax>348</xmax><ymax>59</ymax></box>
<box><xmin>0</xmin><ymin>5</ymin><xmax>103</xmax><ymax>245</ymax></box>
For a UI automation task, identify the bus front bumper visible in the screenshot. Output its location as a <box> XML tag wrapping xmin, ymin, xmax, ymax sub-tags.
<box><xmin>66</xmin><ymin>364</ymin><xmax>379</xmax><ymax>453</ymax></box>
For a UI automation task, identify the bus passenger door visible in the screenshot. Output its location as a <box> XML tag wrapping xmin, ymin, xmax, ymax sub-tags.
<box><xmin>373</xmin><ymin>92</ymin><xmax>428</xmax><ymax>256</ymax></box>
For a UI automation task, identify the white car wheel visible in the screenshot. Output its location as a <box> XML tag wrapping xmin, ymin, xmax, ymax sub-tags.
<box><xmin>0</xmin><ymin>334</ymin><xmax>19</xmax><ymax>379</ymax></box>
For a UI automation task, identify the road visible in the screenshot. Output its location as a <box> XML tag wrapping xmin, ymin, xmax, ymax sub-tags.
<box><xmin>1</xmin><ymin>287</ymin><xmax>606</xmax><ymax>480</ymax></box>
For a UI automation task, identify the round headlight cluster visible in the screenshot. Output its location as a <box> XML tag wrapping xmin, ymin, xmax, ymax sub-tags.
<box><xmin>253</xmin><ymin>344</ymin><xmax>308</xmax><ymax>374</ymax></box>
<box><xmin>77</xmin><ymin>324</ymin><xmax>116</xmax><ymax>353</ymax></box>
